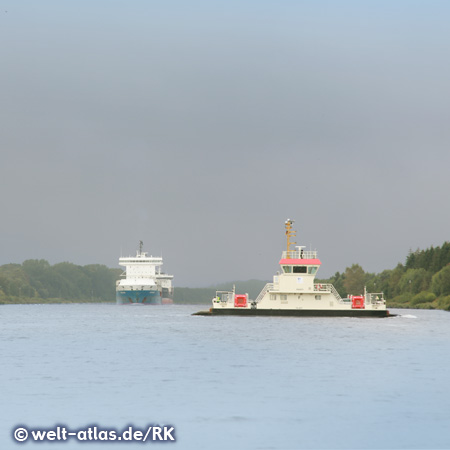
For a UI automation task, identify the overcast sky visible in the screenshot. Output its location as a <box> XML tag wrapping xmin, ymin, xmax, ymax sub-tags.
<box><xmin>1</xmin><ymin>1</ymin><xmax>449</xmax><ymax>287</ymax></box>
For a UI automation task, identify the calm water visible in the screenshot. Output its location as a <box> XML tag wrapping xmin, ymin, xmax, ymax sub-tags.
<box><xmin>1</xmin><ymin>304</ymin><xmax>450</xmax><ymax>449</ymax></box>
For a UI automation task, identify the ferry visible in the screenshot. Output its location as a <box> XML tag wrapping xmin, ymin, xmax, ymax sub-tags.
<box><xmin>116</xmin><ymin>241</ymin><xmax>174</xmax><ymax>305</ymax></box>
<box><xmin>194</xmin><ymin>220</ymin><xmax>391</xmax><ymax>317</ymax></box>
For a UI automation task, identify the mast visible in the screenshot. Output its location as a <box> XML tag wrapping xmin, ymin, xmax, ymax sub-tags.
<box><xmin>285</xmin><ymin>219</ymin><xmax>296</xmax><ymax>259</ymax></box>
<box><xmin>139</xmin><ymin>240</ymin><xmax>143</xmax><ymax>255</ymax></box>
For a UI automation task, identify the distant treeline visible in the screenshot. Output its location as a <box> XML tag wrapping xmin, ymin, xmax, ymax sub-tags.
<box><xmin>321</xmin><ymin>242</ymin><xmax>450</xmax><ymax>311</ymax></box>
<box><xmin>0</xmin><ymin>260</ymin><xmax>122</xmax><ymax>304</ymax></box>
<box><xmin>1</xmin><ymin>242</ymin><xmax>450</xmax><ymax>310</ymax></box>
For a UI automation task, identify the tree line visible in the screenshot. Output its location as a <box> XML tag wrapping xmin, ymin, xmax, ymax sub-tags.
<box><xmin>321</xmin><ymin>242</ymin><xmax>450</xmax><ymax>310</ymax></box>
<box><xmin>0</xmin><ymin>259</ymin><xmax>121</xmax><ymax>303</ymax></box>
<box><xmin>1</xmin><ymin>242</ymin><xmax>450</xmax><ymax>310</ymax></box>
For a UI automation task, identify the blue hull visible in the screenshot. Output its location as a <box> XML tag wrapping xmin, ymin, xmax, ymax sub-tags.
<box><xmin>116</xmin><ymin>289</ymin><xmax>162</xmax><ymax>305</ymax></box>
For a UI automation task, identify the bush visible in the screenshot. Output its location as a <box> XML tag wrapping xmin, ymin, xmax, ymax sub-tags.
<box><xmin>392</xmin><ymin>293</ymin><xmax>413</xmax><ymax>304</ymax></box>
<box><xmin>411</xmin><ymin>291</ymin><xmax>436</xmax><ymax>306</ymax></box>
<box><xmin>414</xmin><ymin>302</ymin><xmax>435</xmax><ymax>309</ymax></box>
<box><xmin>431</xmin><ymin>265</ymin><xmax>450</xmax><ymax>296</ymax></box>
<box><xmin>387</xmin><ymin>292</ymin><xmax>413</xmax><ymax>308</ymax></box>
<box><xmin>435</xmin><ymin>295</ymin><xmax>450</xmax><ymax>311</ymax></box>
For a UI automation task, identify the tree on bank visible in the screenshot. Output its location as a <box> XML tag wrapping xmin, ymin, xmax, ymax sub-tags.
<box><xmin>343</xmin><ymin>264</ymin><xmax>365</xmax><ymax>296</ymax></box>
<box><xmin>431</xmin><ymin>265</ymin><xmax>450</xmax><ymax>297</ymax></box>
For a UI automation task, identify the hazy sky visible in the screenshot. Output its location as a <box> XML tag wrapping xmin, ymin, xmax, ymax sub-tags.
<box><xmin>1</xmin><ymin>1</ymin><xmax>450</xmax><ymax>286</ymax></box>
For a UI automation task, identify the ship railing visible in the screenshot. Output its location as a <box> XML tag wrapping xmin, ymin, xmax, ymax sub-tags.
<box><xmin>282</xmin><ymin>250</ymin><xmax>317</xmax><ymax>260</ymax></box>
<box><xmin>314</xmin><ymin>283</ymin><xmax>343</xmax><ymax>302</ymax></box>
<box><xmin>255</xmin><ymin>283</ymin><xmax>274</xmax><ymax>303</ymax></box>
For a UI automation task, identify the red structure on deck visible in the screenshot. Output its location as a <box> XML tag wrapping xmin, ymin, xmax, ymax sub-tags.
<box><xmin>234</xmin><ymin>294</ymin><xmax>248</xmax><ymax>308</ymax></box>
<box><xmin>351</xmin><ymin>296</ymin><xmax>365</xmax><ymax>309</ymax></box>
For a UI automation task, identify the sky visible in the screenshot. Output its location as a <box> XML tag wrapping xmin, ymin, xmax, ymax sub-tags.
<box><xmin>1</xmin><ymin>1</ymin><xmax>450</xmax><ymax>287</ymax></box>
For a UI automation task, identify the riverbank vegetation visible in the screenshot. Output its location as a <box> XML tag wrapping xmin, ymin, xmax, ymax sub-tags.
<box><xmin>320</xmin><ymin>242</ymin><xmax>450</xmax><ymax>311</ymax></box>
<box><xmin>0</xmin><ymin>260</ymin><xmax>121</xmax><ymax>304</ymax></box>
<box><xmin>1</xmin><ymin>242</ymin><xmax>449</xmax><ymax>310</ymax></box>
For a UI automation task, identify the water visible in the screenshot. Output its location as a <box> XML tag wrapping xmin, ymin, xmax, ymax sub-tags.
<box><xmin>1</xmin><ymin>304</ymin><xmax>450</xmax><ymax>449</ymax></box>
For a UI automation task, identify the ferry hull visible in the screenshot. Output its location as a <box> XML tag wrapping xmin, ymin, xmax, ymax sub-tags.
<box><xmin>195</xmin><ymin>308</ymin><xmax>392</xmax><ymax>318</ymax></box>
<box><xmin>116</xmin><ymin>290</ymin><xmax>161</xmax><ymax>305</ymax></box>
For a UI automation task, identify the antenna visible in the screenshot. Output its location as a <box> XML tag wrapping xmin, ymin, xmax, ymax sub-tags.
<box><xmin>139</xmin><ymin>240</ymin><xmax>143</xmax><ymax>255</ymax></box>
<box><xmin>284</xmin><ymin>219</ymin><xmax>297</xmax><ymax>259</ymax></box>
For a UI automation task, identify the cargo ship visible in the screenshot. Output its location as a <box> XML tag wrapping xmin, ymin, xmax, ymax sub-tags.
<box><xmin>116</xmin><ymin>241</ymin><xmax>174</xmax><ymax>305</ymax></box>
<box><xmin>194</xmin><ymin>220</ymin><xmax>391</xmax><ymax>317</ymax></box>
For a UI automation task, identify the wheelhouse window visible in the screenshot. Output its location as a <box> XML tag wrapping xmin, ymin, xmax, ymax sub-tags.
<box><xmin>282</xmin><ymin>266</ymin><xmax>292</xmax><ymax>273</ymax></box>
<box><xmin>293</xmin><ymin>266</ymin><xmax>307</xmax><ymax>274</ymax></box>
<box><xmin>308</xmin><ymin>266</ymin><xmax>318</xmax><ymax>274</ymax></box>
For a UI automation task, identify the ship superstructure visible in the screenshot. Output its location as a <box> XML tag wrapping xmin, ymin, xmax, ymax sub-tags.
<box><xmin>195</xmin><ymin>220</ymin><xmax>390</xmax><ymax>317</ymax></box>
<box><xmin>116</xmin><ymin>241</ymin><xmax>174</xmax><ymax>305</ymax></box>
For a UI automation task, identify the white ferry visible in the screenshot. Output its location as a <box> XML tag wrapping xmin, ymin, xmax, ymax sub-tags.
<box><xmin>195</xmin><ymin>220</ymin><xmax>391</xmax><ymax>317</ymax></box>
<box><xmin>116</xmin><ymin>241</ymin><xmax>174</xmax><ymax>305</ymax></box>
